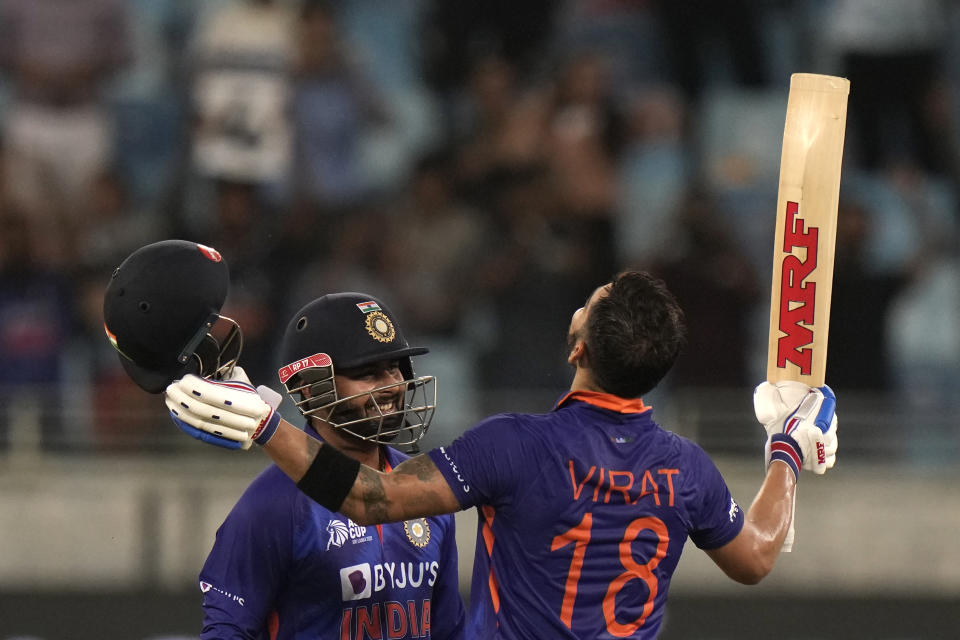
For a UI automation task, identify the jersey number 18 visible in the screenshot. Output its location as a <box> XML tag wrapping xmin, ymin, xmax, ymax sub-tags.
<box><xmin>550</xmin><ymin>513</ymin><xmax>669</xmax><ymax>637</ymax></box>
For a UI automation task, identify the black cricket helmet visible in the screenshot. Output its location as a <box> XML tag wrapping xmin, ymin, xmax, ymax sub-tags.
<box><xmin>102</xmin><ymin>240</ymin><xmax>242</xmax><ymax>393</ymax></box>
<box><xmin>277</xmin><ymin>292</ymin><xmax>436</xmax><ymax>446</ymax></box>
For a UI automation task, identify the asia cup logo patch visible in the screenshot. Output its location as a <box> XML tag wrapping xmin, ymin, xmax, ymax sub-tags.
<box><xmin>326</xmin><ymin>519</ymin><xmax>350</xmax><ymax>550</ymax></box>
<box><xmin>404</xmin><ymin>518</ymin><xmax>430</xmax><ymax>548</ymax></box>
<box><xmin>357</xmin><ymin>301</ymin><xmax>395</xmax><ymax>343</ymax></box>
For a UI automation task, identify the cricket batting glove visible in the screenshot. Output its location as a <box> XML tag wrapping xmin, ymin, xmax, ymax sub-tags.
<box><xmin>754</xmin><ymin>381</ymin><xmax>838</xmax><ymax>480</ymax></box>
<box><xmin>165</xmin><ymin>371</ymin><xmax>283</xmax><ymax>450</ymax></box>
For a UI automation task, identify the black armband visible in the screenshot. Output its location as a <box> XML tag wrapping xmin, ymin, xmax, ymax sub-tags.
<box><xmin>296</xmin><ymin>444</ymin><xmax>363</xmax><ymax>511</ymax></box>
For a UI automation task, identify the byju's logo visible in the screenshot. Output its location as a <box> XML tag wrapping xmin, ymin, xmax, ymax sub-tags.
<box><xmin>338</xmin><ymin>561</ymin><xmax>441</xmax><ymax>602</ymax></box>
<box><xmin>340</xmin><ymin>564</ymin><xmax>372</xmax><ymax>600</ymax></box>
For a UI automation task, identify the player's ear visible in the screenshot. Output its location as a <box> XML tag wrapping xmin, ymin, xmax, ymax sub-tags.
<box><xmin>567</xmin><ymin>339</ymin><xmax>587</xmax><ymax>366</ymax></box>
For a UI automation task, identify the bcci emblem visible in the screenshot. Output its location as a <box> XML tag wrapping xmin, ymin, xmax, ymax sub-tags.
<box><xmin>364</xmin><ymin>311</ymin><xmax>395</xmax><ymax>343</ymax></box>
<box><xmin>404</xmin><ymin>518</ymin><xmax>430</xmax><ymax>548</ymax></box>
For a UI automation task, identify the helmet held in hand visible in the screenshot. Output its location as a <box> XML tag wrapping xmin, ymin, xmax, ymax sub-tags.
<box><xmin>103</xmin><ymin>239</ymin><xmax>242</xmax><ymax>393</ymax></box>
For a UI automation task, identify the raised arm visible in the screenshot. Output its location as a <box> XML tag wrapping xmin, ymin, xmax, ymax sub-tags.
<box><xmin>707</xmin><ymin>382</ymin><xmax>838</xmax><ymax>584</ymax></box>
<box><xmin>705</xmin><ymin>463</ymin><xmax>795</xmax><ymax>584</ymax></box>
<box><xmin>165</xmin><ymin>375</ymin><xmax>462</xmax><ymax>524</ymax></box>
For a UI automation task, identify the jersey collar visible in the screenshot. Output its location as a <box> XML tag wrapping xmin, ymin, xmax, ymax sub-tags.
<box><xmin>555</xmin><ymin>390</ymin><xmax>651</xmax><ymax>414</ymax></box>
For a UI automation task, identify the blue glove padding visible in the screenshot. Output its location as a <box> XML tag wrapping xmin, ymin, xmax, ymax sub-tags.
<box><xmin>170</xmin><ymin>411</ymin><xmax>247</xmax><ymax>450</ymax></box>
<box><xmin>813</xmin><ymin>385</ymin><xmax>836</xmax><ymax>432</ymax></box>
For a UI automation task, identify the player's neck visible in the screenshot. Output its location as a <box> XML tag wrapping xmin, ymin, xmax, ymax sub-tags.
<box><xmin>312</xmin><ymin>421</ymin><xmax>383</xmax><ymax>469</ymax></box>
<box><xmin>569</xmin><ymin>368</ymin><xmax>604</xmax><ymax>394</ymax></box>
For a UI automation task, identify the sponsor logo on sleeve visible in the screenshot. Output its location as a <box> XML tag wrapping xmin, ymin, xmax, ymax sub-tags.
<box><xmin>438</xmin><ymin>447</ymin><xmax>470</xmax><ymax>493</ymax></box>
<box><xmin>728</xmin><ymin>497</ymin><xmax>741</xmax><ymax>522</ymax></box>
<box><xmin>198</xmin><ymin>580</ymin><xmax>245</xmax><ymax>606</ymax></box>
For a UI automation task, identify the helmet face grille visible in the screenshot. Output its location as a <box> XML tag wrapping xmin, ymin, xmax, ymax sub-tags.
<box><xmin>191</xmin><ymin>316</ymin><xmax>243</xmax><ymax>381</ymax></box>
<box><xmin>287</xmin><ymin>367</ymin><xmax>436</xmax><ymax>446</ymax></box>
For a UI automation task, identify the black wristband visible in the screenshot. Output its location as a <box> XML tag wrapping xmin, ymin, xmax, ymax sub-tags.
<box><xmin>296</xmin><ymin>444</ymin><xmax>363</xmax><ymax>512</ymax></box>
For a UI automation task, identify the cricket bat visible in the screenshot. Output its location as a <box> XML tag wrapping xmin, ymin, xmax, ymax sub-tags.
<box><xmin>767</xmin><ymin>73</ymin><xmax>849</xmax><ymax>551</ymax></box>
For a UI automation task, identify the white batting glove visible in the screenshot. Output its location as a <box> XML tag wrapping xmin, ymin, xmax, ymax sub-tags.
<box><xmin>754</xmin><ymin>381</ymin><xmax>838</xmax><ymax>479</ymax></box>
<box><xmin>228</xmin><ymin>366</ymin><xmax>285</xmax><ymax>413</ymax></box>
<box><xmin>165</xmin><ymin>374</ymin><xmax>283</xmax><ymax>449</ymax></box>
<box><xmin>214</xmin><ymin>366</ymin><xmax>284</xmax><ymax>413</ymax></box>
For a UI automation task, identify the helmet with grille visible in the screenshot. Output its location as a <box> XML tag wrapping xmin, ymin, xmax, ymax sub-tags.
<box><xmin>277</xmin><ymin>293</ymin><xmax>435</xmax><ymax>447</ymax></box>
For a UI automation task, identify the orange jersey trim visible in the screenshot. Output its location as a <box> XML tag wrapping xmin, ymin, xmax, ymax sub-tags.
<box><xmin>481</xmin><ymin>505</ymin><xmax>501</xmax><ymax>614</ymax></box>
<box><xmin>376</xmin><ymin>457</ymin><xmax>393</xmax><ymax>543</ymax></box>
<box><xmin>555</xmin><ymin>390</ymin><xmax>651</xmax><ymax>414</ymax></box>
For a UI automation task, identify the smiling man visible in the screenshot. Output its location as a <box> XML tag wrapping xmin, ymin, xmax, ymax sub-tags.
<box><xmin>181</xmin><ymin>293</ymin><xmax>465</xmax><ymax>639</ymax></box>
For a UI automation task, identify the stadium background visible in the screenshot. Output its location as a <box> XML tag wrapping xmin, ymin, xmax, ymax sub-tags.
<box><xmin>1</xmin><ymin>1</ymin><xmax>959</xmax><ymax>638</ymax></box>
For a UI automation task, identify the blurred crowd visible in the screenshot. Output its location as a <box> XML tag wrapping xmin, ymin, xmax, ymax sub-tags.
<box><xmin>0</xmin><ymin>0</ymin><xmax>958</xmax><ymax>456</ymax></box>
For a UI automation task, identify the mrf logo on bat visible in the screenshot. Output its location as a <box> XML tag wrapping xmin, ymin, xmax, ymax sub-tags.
<box><xmin>776</xmin><ymin>200</ymin><xmax>818</xmax><ymax>374</ymax></box>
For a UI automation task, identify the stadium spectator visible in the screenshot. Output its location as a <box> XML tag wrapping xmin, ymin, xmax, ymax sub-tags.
<box><xmin>187</xmin><ymin>0</ymin><xmax>296</xmax><ymax>189</ymax></box>
<box><xmin>0</xmin><ymin>206</ymin><xmax>75</xmax><ymax>450</ymax></box>
<box><xmin>0</xmin><ymin>0</ymin><xmax>133</xmax><ymax>221</ymax></box>
<box><xmin>290</xmin><ymin>0</ymin><xmax>390</xmax><ymax>212</ymax></box>
<box><xmin>820</xmin><ymin>0</ymin><xmax>960</xmax><ymax>182</ymax></box>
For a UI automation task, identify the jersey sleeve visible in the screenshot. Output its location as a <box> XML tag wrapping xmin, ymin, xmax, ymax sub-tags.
<box><xmin>426</xmin><ymin>513</ymin><xmax>466</xmax><ymax>639</ymax></box>
<box><xmin>427</xmin><ymin>414</ymin><xmax>526</xmax><ymax>510</ymax></box>
<box><xmin>199</xmin><ymin>469</ymin><xmax>300</xmax><ymax>639</ymax></box>
<box><xmin>684</xmin><ymin>443</ymin><xmax>744</xmax><ymax>550</ymax></box>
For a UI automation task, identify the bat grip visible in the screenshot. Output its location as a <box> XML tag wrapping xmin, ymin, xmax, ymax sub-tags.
<box><xmin>782</xmin><ymin>489</ymin><xmax>797</xmax><ymax>552</ymax></box>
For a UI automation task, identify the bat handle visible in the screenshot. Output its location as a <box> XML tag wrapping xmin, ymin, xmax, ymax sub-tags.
<box><xmin>782</xmin><ymin>489</ymin><xmax>797</xmax><ymax>552</ymax></box>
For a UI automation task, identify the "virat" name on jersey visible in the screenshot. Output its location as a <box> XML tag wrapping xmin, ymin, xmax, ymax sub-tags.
<box><xmin>567</xmin><ymin>461</ymin><xmax>679</xmax><ymax>507</ymax></box>
<box><xmin>776</xmin><ymin>200</ymin><xmax>818</xmax><ymax>374</ymax></box>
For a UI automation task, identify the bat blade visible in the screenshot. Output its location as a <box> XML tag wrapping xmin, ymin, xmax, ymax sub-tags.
<box><xmin>766</xmin><ymin>73</ymin><xmax>849</xmax><ymax>552</ymax></box>
<box><xmin>767</xmin><ymin>73</ymin><xmax>850</xmax><ymax>388</ymax></box>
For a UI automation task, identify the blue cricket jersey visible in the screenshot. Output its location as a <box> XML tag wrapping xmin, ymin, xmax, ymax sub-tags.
<box><xmin>200</xmin><ymin>430</ymin><xmax>466</xmax><ymax>640</ymax></box>
<box><xmin>427</xmin><ymin>390</ymin><xmax>743</xmax><ymax>639</ymax></box>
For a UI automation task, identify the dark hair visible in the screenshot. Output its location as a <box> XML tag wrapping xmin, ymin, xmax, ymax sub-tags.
<box><xmin>586</xmin><ymin>271</ymin><xmax>686</xmax><ymax>398</ymax></box>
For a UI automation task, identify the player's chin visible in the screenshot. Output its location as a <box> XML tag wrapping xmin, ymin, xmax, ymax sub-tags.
<box><xmin>350</xmin><ymin>413</ymin><xmax>406</xmax><ymax>442</ymax></box>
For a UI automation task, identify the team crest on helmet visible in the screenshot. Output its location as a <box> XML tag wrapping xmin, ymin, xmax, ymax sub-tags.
<box><xmin>404</xmin><ymin>518</ymin><xmax>430</xmax><ymax>548</ymax></box>
<box><xmin>364</xmin><ymin>311</ymin><xmax>395</xmax><ymax>343</ymax></box>
<box><xmin>196</xmin><ymin>243</ymin><xmax>222</xmax><ymax>262</ymax></box>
